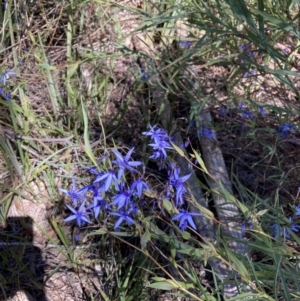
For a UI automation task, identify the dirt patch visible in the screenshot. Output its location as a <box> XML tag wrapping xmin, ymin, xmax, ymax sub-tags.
<box><xmin>2</xmin><ymin>0</ymin><xmax>300</xmax><ymax>300</ymax></box>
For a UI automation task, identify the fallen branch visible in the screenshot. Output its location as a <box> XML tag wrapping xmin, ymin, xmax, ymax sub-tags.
<box><xmin>186</xmin><ymin>64</ymin><xmax>253</xmax><ymax>298</ymax></box>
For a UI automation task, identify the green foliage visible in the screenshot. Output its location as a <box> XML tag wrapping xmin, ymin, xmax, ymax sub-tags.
<box><xmin>1</xmin><ymin>0</ymin><xmax>300</xmax><ymax>299</ymax></box>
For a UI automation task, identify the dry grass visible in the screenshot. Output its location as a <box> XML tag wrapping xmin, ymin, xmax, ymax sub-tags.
<box><xmin>1</xmin><ymin>0</ymin><xmax>300</xmax><ymax>300</ymax></box>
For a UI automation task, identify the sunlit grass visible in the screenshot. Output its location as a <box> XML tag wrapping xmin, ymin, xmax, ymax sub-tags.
<box><xmin>0</xmin><ymin>0</ymin><xmax>300</xmax><ymax>300</ymax></box>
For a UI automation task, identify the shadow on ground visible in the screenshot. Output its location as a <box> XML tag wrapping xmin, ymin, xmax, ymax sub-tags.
<box><xmin>0</xmin><ymin>216</ymin><xmax>47</xmax><ymax>301</ymax></box>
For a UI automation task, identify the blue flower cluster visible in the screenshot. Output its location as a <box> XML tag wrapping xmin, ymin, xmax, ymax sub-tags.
<box><xmin>241</xmin><ymin>109</ymin><xmax>255</xmax><ymax>120</ymax></box>
<box><xmin>199</xmin><ymin>126</ymin><xmax>216</xmax><ymax>140</ymax></box>
<box><xmin>60</xmin><ymin>125</ymin><xmax>203</xmax><ymax>232</ymax></box>
<box><xmin>142</xmin><ymin>125</ymin><xmax>173</xmax><ymax>163</ymax></box>
<box><xmin>60</xmin><ymin>147</ymin><xmax>148</xmax><ymax>230</ymax></box>
<box><xmin>0</xmin><ymin>70</ymin><xmax>17</xmax><ymax>101</ymax></box>
<box><xmin>238</xmin><ymin>102</ymin><xmax>256</xmax><ymax>120</ymax></box>
<box><xmin>234</xmin><ymin>103</ymin><xmax>295</xmax><ymax>138</ymax></box>
<box><xmin>188</xmin><ymin>121</ymin><xmax>215</xmax><ymax>140</ymax></box>
<box><xmin>271</xmin><ymin>216</ymin><xmax>300</xmax><ymax>240</ymax></box>
<box><xmin>60</xmin><ymin>121</ymin><xmax>300</xmax><ymax>239</ymax></box>
<box><xmin>276</xmin><ymin>123</ymin><xmax>294</xmax><ymax>139</ymax></box>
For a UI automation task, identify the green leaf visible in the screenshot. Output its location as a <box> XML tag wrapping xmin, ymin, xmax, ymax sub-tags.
<box><xmin>148</xmin><ymin>277</ymin><xmax>195</xmax><ymax>290</ymax></box>
<box><xmin>171</xmin><ymin>142</ymin><xmax>185</xmax><ymax>157</ymax></box>
<box><xmin>65</xmin><ymin>61</ymin><xmax>80</xmax><ymax>81</ymax></box>
<box><xmin>192</xmin><ymin>149</ymin><xmax>208</xmax><ymax>174</ymax></box>
<box><xmin>85</xmin><ymin>228</ymin><xmax>107</xmax><ymax>237</ymax></box>
<box><xmin>162</xmin><ymin>199</ymin><xmax>175</xmax><ymax>214</ymax></box>
<box><xmin>141</xmin><ymin>231</ymin><xmax>151</xmax><ymax>250</ymax></box>
<box><xmin>256</xmin><ymin>209</ymin><xmax>268</xmax><ymax>217</ymax></box>
<box><xmin>192</xmin><ymin>199</ymin><xmax>215</xmax><ymax>220</ymax></box>
<box><xmin>218</xmin><ymin>182</ymin><xmax>249</xmax><ymax>214</ymax></box>
<box><xmin>253</xmin><ymin>8</ymin><xmax>300</xmax><ymax>39</ymax></box>
<box><xmin>147</xmin><ymin>281</ymin><xmax>175</xmax><ymax>290</ymax></box>
<box><xmin>225</xmin><ymin>0</ymin><xmax>258</xmax><ymax>34</ymax></box>
<box><xmin>81</xmin><ymin>100</ymin><xmax>98</xmax><ymax>166</ymax></box>
<box><xmin>223</xmin><ymin>244</ymin><xmax>250</xmax><ymax>280</ymax></box>
<box><xmin>181</xmin><ymin>231</ymin><xmax>191</xmax><ymax>240</ymax></box>
<box><xmin>38</xmin><ymin>63</ymin><xmax>56</xmax><ymax>71</ymax></box>
<box><xmin>110</xmin><ymin>231</ymin><xmax>133</xmax><ymax>237</ymax></box>
<box><xmin>50</xmin><ymin>218</ymin><xmax>69</xmax><ymax>249</ymax></box>
<box><xmin>176</xmin><ymin>247</ymin><xmax>204</xmax><ymax>259</ymax></box>
<box><xmin>170</xmin><ymin>236</ymin><xmax>176</xmax><ymax>259</ymax></box>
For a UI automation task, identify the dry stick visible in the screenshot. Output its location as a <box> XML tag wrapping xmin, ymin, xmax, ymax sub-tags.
<box><xmin>186</xmin><ymin>65</ymin><xmax>252</xmax><ymax>298</ymax></box>
<box><xmin>199</xmin><ymin>112</ymin><xmax>250</xmax><ymax>297</ymax></box>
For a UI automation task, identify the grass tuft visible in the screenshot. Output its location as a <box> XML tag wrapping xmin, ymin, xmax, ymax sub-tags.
<box><xmin>1</xmin><ymin>0</ymin><xmax>300</xmax><ymax>300</ymax></box>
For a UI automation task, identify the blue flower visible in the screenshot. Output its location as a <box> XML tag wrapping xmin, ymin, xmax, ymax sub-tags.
<box><xmin>128</xmin><ymin>203</ymin><xmax>139</xmax><ymax>215</ymax></box>
<box><xmin>4</xmin><ymin>91</ymin><xmax>11</xmax><ymax>101</ymax></box>
<box><xmin>243</xmin><ymin>71</ymin><xmax>249</xmax><ymax>77</ymax></box>
<box><xmin>243</xmin><ymin>70</ymin><xmax>256</xmax><ymax>78</ymax></box>
<box><xmin>242</xmin><ymin>109</ymin><xmax>255</xmax><ymax>119</ymax></box>
<box><xmin>93</xmin><ymin>169</ymin><xmax>118</xmax><ymax>191</ymax></box>
<box><xmin>271</xmin><ymin>224</ymin><xmax>288</xmax><ymax>239</ymax></box>
<box><xmin>189</xmin><ymin>120</ymin><xmax>195</xmax><ymax>127</ymax></box>
<box><xmin>110</xmin><ymin>211</ymin><xmax>135</xmax><ymax>230</ymax></box>
<box><xmin>131</xmin><ymin>178</ymin><xmax>151</xmax><ymax>198</ymax></box>
<box><xmin>112</xmin><ymin>147</ymin><xmax>142</xmax><ymax>179</ymax></box>
<box><xmin>179</xmin><ymin>141</ymin><xmax>190</xmax><ymax>149</ymax></box>
<box><xmin>295</xmin><ymin>205</ymin><xmax>300</xmax><ymax>216</ymax></box>
<box><xmin>274</xmin><ymin>224</ymin><xmax>283</xmax><ymax>239</ymax></box>
<box><xmin>111</xmin><ymin>186</ymin><xmax>134</xmax><ymax>210</ymax></box>
<box><xmin>172</xmin><ymin>210</ymin><xmax>202</xmax><ymax>231</ymax></box>
<box><xmin>64</xmin><ymin>201</ymin><xmax>92</xmax><ymax>227</ymax></box>
<box><xmin>60</xmin><ymin>179</ymin><xmax>87</xmax><ymax>207</ymax></box>
<box><xmin>277</xmin><ymin>123</ymin><xmax>294</xmax><ymax>139</ymax></box>
<box><xmin>149</xmin><ymin>139</ymin><xmax>173</xmax><ymax>161</ymax></box>
<box><xmin>149</xmin><ymin>150</ymin><xmax>165</xmax><ymax>162</ymax></box>
<box><xmin>247</xmin><ymin>52</ymin><xmax>256</xmax><ymax>58</ymax></box>
<box><xmin>142</xmin><ymin>125</ymin><xmax>168</xmax><ymax>143</ymax></box>
<box><xmin>87</xmin><ymin>198</ymin><xmax>108</xmax><ymax>218</ymax></box>
<box><xmin>283</xmin><ymin>48</ymin><xmax>289</xmax><ymax>55</ymax></box>
<box><xmin>143</xmin><ymin>125</ymin><xmax>173</xmax><ymax>163</ymax></box>
<box><xmin>288</xmin><ymin>217</ymin><xmax>300</xmax><ymax>233</ymax></box>
<box><xmin>271</xmin><ymin>217</ymin><xmax>300</xmax><ymax>240</ymax></box>
<box><xmin>258</xmin><ymin>106</ymin><xmax>265</xmax><ymax>116</ymax></box>
<box><xmin>199</xmin><ymin>126</ymin><xmax>216</xmax><ymax>140</ymax></box>
<box><xmin>97</xmin><ymin>152</ymin><xmax>110</xmax><ymax>163</ymax></box>
<box><xmin>167</xmin><ymin>162</ymin><xmax>176</xmax><ymax>175</ymax></box>
<box><xmin>139</xmin><ymin>68</ymin><xmax>148</xmax><ymax>81</ymax></box>
<box><xmin>0</xmin><ymin>88</ymin><xmax>11</xmax><ymax>101</ymax></box>
<box><xmin>169</xmin><ymin>167</ymin><xmax>191</xmax><ymax>207</ymax></box>
<box><xmin>240</xmin><ymin>44</ymin><xmax>248</xmax><ymax>52</ymax></box>
<box><xmin>290</xmin><ymin>224</ymin><xmax>300</xmax><ymax>233</ymax></box>
<box><xmin>178</xmin><ymin>41</ymin><xmax>192</xmax><ymax>49</ymax></box>
<box><xmin>165</xmin><ymin>181</ymin><xmax>173</xmax><ymax>198</ymax></box>
<box><xmin>85</xmin><ymin>185</ymin><xmax>107</xmax><ymax>218</ymax></box>
<box><xmin>0</xmin><ymin>71</ymin><xmax>17</xmax><ymax>85</ymax></box>
<box><xmin>238</xmin><ymin>102</ymin><xmax>245</xmax><ymax>110</ymax></box>
<box><xmin>219</xmin><ymin>106</ymin><xmax>227</xmax><ymax>117</ymax></box>
<box><xmin>241</xmin><ymin>220</ymin><xmax>254</xmax><ymax>235</ymax></box>
<box><xmin>87</xmin><ymin>166</ymin><xmax>102</xmax><ymax>175</ymax></box>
